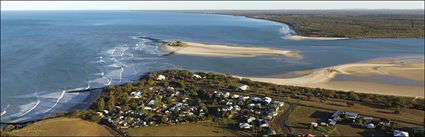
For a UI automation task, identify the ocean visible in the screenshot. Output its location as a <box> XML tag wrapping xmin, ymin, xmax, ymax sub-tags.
<box><xmin>1</xmin><ymin>11</ymin><xmax>423</xmax><ymax>123</ymax></box>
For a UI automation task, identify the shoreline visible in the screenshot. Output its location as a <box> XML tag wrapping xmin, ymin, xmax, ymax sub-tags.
<box><xmin>243</xmin><ymin>58</ymin><xmax>424</xmax><ymax>98</ymax></box>
<box><xmin>159</xmin><ymin>41</ymin><xmax>302</xmax><ymax>59</ymax></box>
<box><xmin>1</xmin><ymin>88</ymin><xmax>101</xmax><ymax>125</ymax></box>
<box><xmin>284</xmin><ymin>35</ymin><xmax>349</xmax><ymax>40</ymax></box>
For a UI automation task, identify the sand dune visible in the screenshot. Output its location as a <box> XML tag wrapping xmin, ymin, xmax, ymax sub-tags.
<box><xmin>284</xmin><ymin>35</ymin><xmax>348</xmax><ymax>40</ymax></box>
<box><xmin>245</xmin><ymin>59</ymin><xmax>424</xmax><ymax>98</ymax></box>
<box><xmin>160</xmin><ymin>41</ymin><xmax>302</xmax><ymax>59</ymax></box>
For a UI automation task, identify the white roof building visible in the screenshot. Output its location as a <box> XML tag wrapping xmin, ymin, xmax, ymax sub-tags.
<box><xmin>247</xmin><ymin>116</ymin><xmax>256</xmax><ymax>123</ymax></box>
<box><xmin>148</xmin><ymin>99</ymin><xmax>155</xmax><ymax>106</ymax></box>
<box><xmin>130</xmin><ymin>91</ymin><xmax>142</xmax><ymax>99</ymax></box>
<box><xmin>239</xmin><ymin>123</ymin><xmax>252</xmax><ymax>129</ymax></box>
<box><xmin>192</xmin><ymin>74</ymin><xmax>202</xmax><ymax>79</ymax></box>
<box><xmin>231</xmin><ymin>94</ymin><xmax>240</xmax><ymax>99</ymax></box>
<box><xmin>156</xmin><ymin>75</ymin><xmax>166</xmax><ymax>80</ymax></box>
<box><xmin>263</xmin><ymin>97</ymin><xmax>272</xmax><ymax>104</ymax></box>
<box><xmin>238</xmin><ymin>85</ymin><xmax>249</xmax><ymax>91</ymax></box>
<box><xmin>252</xmin><ymin>97</ymin><xmax>261</xmax><ymax>102</ymax></box>
<box><xmin>310</xmin><ymin>122</ymin><xmax>318</xmax><ymax>127</ymax></box>
<box><xmin>394</xmin><ymin>130</ymin><xmax>409</xmax><ymax>137</ymax></box>
<box><xmin>367</xmin><ymin>123</ymin><xmax>375</xmax><ymax>129</ymax></box>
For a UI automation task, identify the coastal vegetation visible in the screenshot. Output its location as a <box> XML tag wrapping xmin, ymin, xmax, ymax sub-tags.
<box><xmin>212</xmin><ymin>10</ymin><xmax>424</xmax><ymax>38</ymax></box>
<box><xmin>87</xmin><ymin>70</ymin><xmax>423</xmax><ymax>136</ymax></box>
<box><xmin>2</xmin><ymin>70</ymin><xmax>423</xmax><ymax>136</ymax></box>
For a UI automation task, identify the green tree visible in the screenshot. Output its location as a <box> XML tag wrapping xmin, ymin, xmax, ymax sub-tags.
<box><xmin>97</xmin><ymin>98</ymin><xmax>105</xmax><ymax>111</ymax></box>
<box><xmin>349</xmin><ymin>92</ymin><xmax>360</xmax><ymax>101</ymax></box>
<box><xmin>107</xmin><ymin>95</ymin><xmax>116</xmax><ymax>111</ymax></box>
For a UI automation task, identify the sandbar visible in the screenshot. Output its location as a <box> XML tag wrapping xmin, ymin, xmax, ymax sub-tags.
<box><xmin>160</xmin><ymin>41</ymin><xmax>302</xmax><ymax>59</ymax></box>
<box><xmin>244</xmin><ymin>58</ymin><xmax>424</xmax><ymax>98</ymax></box>
<box><xmin>284</xmin><ymin>35</ymin><xmax>348</xmax><ymax>40</ymax></box>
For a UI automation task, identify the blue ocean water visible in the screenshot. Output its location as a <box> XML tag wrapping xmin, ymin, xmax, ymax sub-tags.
<box><xmin>1</xmin><ymin>11</ymin><xmax>424</xmax><ymax>123</ymax></box>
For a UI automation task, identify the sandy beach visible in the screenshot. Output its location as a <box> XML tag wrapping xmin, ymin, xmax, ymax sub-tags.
<box><xmin>160</xmin><ymin>41</ymin><xmax>302</xmax><ymax>59</ymax></box>
<box><xmin>245</xmin><ymin>58</ymin><xmax>424</xmax><ymax>98</ymax></box>
<box><xmin>284</xmin><ymin>35</ymin><xmax>348</xmax><ymax>40</ymax></box>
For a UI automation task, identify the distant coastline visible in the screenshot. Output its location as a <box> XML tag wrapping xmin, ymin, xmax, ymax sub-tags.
<box><xmin>186</xmin><ymin>10</ymin><xmax>424</xmax><ymax>39</ymax></box>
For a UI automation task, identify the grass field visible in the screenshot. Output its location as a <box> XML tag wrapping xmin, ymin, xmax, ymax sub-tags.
<box><xmin>286</xmin><ymin>105</ymin><xmax>391</xmax><ymax>136</ymax></box>
<box><xmin>7</xmin><ymin>117</ymin><xmax>114</xmax><ymax>136</ymax></box>
<box><xmin>126</xmin><ymin>122</ymin><xmax>238</xmax><ymax>136</ymax></box>
<box><xmin>287</xmin><ymin>98</ymin><xmax>425</xmax><ymax>126</ymax></box>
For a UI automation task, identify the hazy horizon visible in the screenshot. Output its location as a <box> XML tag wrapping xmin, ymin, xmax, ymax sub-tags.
<box><xmin>1</xmin><ymin>1</ymin><xmax>424</xmax><ymax>11</ymax></box>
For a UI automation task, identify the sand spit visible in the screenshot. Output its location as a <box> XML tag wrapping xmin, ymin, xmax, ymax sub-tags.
<box><xmin>285</xmin><ymin>35</ymin><xmax>348</xmax><ymax>40</ymax></box>
<box><xmin>160</xmin><ymin>41</ymin><xmax>302</xmax><ymax>59</ymax></box>
<box><xmin>245</xmin><ymin>59</ymin><xmax>424</xmax><ymax>98</ymax></box>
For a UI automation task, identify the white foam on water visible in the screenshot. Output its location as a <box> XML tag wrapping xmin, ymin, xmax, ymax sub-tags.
<box><xmin>119</xmin><ymin>67</ymin><xmax>124</xmax><ymax>82</ymax></box>
<box><xmin>62</xmin><ymin>81</ymin><xmax>90</xmax><ymax>92</ymax></box>
<box><xmin>108</xmin><ymin>63</ymin><xmax>122</xmax><ymax>68</ymax></box>
<box><xmin>17</xmin><ymin>98</ymin><xmax>40</xmax><ymax>117</ymax></box>
<box><xmin>107</xmin><ymin>48</ymin><xmax>116</xmax><ymax>55</ymax></box>
<box><xmin>1</xmin><ymin>105</ymin><xmax>10</xmax><ymax>116</ymax></box>
<box><xmin>91</xmin><ymin>75</ymin><xmax>111</xmax><ymax>88</ymax></box>
<box><xmin>43</xmin><ymin>91</ymin><xmax>66</xmax><ymax>113</ymax></box>
<box><xmin>279</xmin><ymin>24</ymin><xmax>296</xmax><ymax>36</ymax></box>
<box><xmin>97</xmin><ymin>56</ymin><xmax>105</xmax><ymax>63</ymax></box>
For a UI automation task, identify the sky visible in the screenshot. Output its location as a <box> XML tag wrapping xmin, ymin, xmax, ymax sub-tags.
<box><xmin>1</xmin><ymin>1</ymin><xmax>424</xmax><ymax>11</ymax></box>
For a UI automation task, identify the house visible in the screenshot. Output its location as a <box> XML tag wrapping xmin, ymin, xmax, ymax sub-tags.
<box><xmin>166</xmin><ymin>86</ymin><xmax>174</xmax><ymax>91</ymax></box>
<box><xmin>345</xmin><ymin>112</ymin><xmax>358</xmax><ymax>120</ymax></box>
<box><xmin>240</xmin><ymin>96</ymin><xmax>250</xmax><ymax>101</ymax></box>
<box><xmin>320</xmin><ymin>122</ymin><xmax>328</xmax><ymax>127</ymax></box>
<box><xmin>247</xmin><ymin>103</ymin><xmax>255</xmax><ymax>109</ymax></box>
<box><xmin>363</xmin><ymin>117</ymin><xmax>373</xmax><ymax>123</ymax></box>
<box><xmin>394</xmin><ymin>130</ymin><xmax>409</xmax><ymax>137</ymax></box>
<box><xmin>238</xmin><ymin>85</ymin><xmax>249</xmax><ymax>91</ymax></box>
<box><xmin>247</xmin><ymin>116</ymin><xmax>256</xmax><ymax>123</ymax></box>
<box><xmin>310</xmin><ymin>122</ymin><xmax>318</xmax><ymax>127</ymax></box>
<box><xmin>263</xmin><ymin>97</ymin><xmax>272</xmax><ymax>105</ymax></box>
<box><xmin>103</xmin><ymin>110</ymin><xmax>109</xmax><ymax>114</ymax></box>
<box><xmin>130</xmin><ymin>91</ymin><xmax>142</xmax><ymax>98</ymax></box>
<box><xmin>144</xmin><ymin>107</ymin><xmax>152</xmax><ymax>110</ymax></box>
<box><xmin>239</xmin><ymin>123</ymin><xmax>252</xmax><ymax>129</ymax></box>
<box><xmin>157</xmin><ymin>75</ymin><xmax>166</xmax><ymax>80</ymax></box>
<box><xmin>328</xmin><ymin>119</ymin><xmax>337</xmax><ymax>126</ymax></box>
<box><xmin>367</xmin><ymin>123</ymin><xmax>375</xmax><ymax>129</ymax></box>
<box><xmin>331</xmin><ymin>111</ymin><xmax>342</xmax><ymax>121</ymax></box>
<box><xmin>97</xmin><ymin>112</ymin><xmax>104</xmax><ymax>117</ymax></box>
<box><xmin>252</xmin><ymin>97</ymin><xmax>261</xmax><ymax>102</ymax></box>
<box><xmin>224</xmin><ymin>92</ymin><xmax>230</xmax><ymax>98</ymax></box>
<box><xmin>232</xmin><ymin>105</ymin><xmax>241</xmax><ymax>111</ymax></box>
<box><xmin>148</xmin><ymin>100</ymin><xmax>156</xmax><ymax>106</ymax></box>
<box><xmin>231</xmin><ymin>94</ymin><xmax>240</xmax><ymax>99</ymax></box>
<box><xmin>264</xmin><ymin>114</ymin><xmax>273</xmax><ymax>120</ymax></box>
<box><xmin>260</xmin><ymin>119</ymin><xmax>270</xmax><ymax>127</ymax></box>
<box><xmin>192</xmin><ymin>74</ymin><xmax>202</xmax><ymax>79</ymax></box>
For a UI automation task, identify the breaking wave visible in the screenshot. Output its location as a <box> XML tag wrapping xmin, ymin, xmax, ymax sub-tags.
<box><xmin>278</xmin><ymin>24</ymin><xmax>297</xmax><ymax>36</ymax></box>
<box><xmin>17</xmin><ymin>98</ymin><xmax>40</xmax><ymax>117</ymax></box>
<box><xmin>1</xmin><ymin>35</ymin><xmax>179</xmax><ymax>123</ymax></box>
